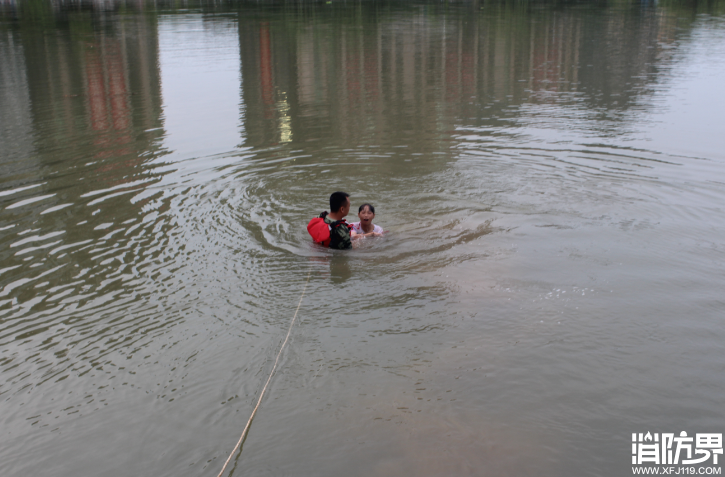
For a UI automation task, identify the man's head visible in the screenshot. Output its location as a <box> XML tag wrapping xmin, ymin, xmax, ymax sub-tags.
<box><xmin>330</xmin><ymin>191</ymin><xmax>351</xmax><ymax>217</ymax></box>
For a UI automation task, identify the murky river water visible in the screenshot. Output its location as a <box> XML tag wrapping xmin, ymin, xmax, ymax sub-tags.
<box><xmin>1</xmin><ymin>1</ymin><xmax>725</xmax><ymax>475</ymax></box>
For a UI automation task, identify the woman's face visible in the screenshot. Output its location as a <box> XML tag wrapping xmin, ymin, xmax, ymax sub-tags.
<box><xmin>358</xmin><ymin>206</ymin><xmax>375</xmax><ymax>224</ymax></box>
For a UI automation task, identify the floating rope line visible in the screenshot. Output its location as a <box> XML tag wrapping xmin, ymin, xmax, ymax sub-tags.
<box><xmin>216</xmin><ymin>269</ymin><xmax>312</xmax><ymax>477</ymax></box>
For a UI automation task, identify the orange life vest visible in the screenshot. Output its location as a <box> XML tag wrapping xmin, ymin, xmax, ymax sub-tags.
<box><xmin>307</xmin><ymin>212</ymin><xmax>351</xmax><ymax>248</ymax></box>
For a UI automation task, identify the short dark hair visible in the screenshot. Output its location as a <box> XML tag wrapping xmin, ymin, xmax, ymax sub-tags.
<box><xmin>330</xmin><ymin>191</ymin><xmax>350</xmax><ymax>212</ymax></box>
<box><xmin>358</xmin><ymin>203</ymin><xmax>375</xmax><ymax>213</ymax></box>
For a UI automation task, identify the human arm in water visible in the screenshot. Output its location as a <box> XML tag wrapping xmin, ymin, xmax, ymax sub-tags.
<box><xmin>351</xmin><ymin>230</ymin><xmax>383</xmax><ymax>240</ymax></box>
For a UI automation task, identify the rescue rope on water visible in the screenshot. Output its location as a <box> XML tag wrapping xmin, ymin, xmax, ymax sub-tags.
<box><xmin>216</xmin><ymin>270</ymin><xmax>313</xmax><ymax>477</ymax></box>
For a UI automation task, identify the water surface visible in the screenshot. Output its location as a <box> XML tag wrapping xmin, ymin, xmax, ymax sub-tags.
<box><xmin>1</xmin><ymin>1</ymin><xmax>725</xmax><ymax>476</ymax></box>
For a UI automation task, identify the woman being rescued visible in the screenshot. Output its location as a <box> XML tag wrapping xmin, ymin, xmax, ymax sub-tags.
<box><xmin>349</xmin><ymin>203</ymin><xmax>384</xmax><ymax>238</ymax></box>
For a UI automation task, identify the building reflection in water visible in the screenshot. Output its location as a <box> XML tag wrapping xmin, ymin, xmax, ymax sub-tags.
<box><xmin>0</xmin><ymin>2</ymin><xmax>168</xmax><ymax>310</ymax></box>
<box><xmin>0</xmin><ymin>1</ymin><xmax>692</xmax><ymax>177</ymax></box>
<box><xmin>5</xmin><ymin>4</ymin><xmax>166</xmax><ymax>205</ymax></box>
<box><xmin>237</xmin><ymin>3</ymin><xmax>682</xmax><ymax>151</ymax></box>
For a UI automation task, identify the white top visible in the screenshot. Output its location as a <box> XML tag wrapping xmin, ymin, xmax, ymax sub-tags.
<box><xmin>350</xmin><ymin>222</ymin><xmax>383</xmax><ymax>235</ymax></box>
